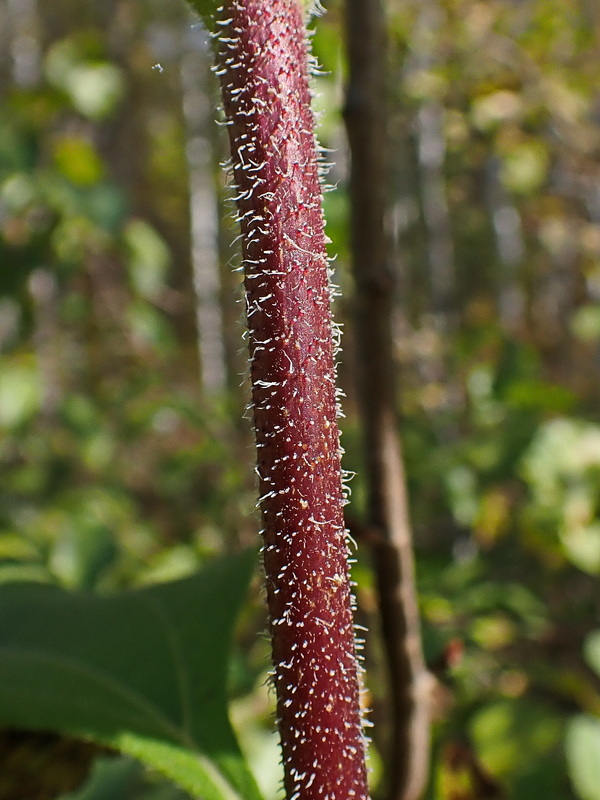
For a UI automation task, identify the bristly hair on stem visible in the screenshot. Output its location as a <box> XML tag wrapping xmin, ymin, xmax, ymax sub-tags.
<box><xmin>213</xmin><ymin>1</ymin><xmax>371</xmax><ymax>798</ymax></box>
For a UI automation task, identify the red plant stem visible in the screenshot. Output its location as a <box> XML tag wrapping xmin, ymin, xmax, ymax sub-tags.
<box><xmin>215</xmin><ymin>1</ymin><xmax>369</xmax><ymax>798</ymax></box>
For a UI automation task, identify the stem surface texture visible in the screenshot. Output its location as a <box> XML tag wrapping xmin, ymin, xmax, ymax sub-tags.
<box><xmin>216</xmin><ymin>2</ymin><xmax>370</xmax><ymax>799</ymax></box>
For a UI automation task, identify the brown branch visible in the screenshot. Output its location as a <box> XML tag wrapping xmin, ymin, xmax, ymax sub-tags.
<box><xmin>343</xmin><ymin>1</ymin><xmax>432</xmax><ymax>798</ymax></box>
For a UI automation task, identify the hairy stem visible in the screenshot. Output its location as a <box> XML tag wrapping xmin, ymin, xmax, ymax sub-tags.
<box><xmin>215</xmin><ymin>1</ymin><xmax>369</xmax><ymax>798</ymax></box>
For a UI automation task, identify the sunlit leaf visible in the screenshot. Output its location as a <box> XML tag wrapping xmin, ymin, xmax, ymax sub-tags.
<box><xmin>53</xmin><ymin>136</ymin><xmax>105</xmax><ymax>186</ymax></box>
<box><xmin>127</xmin><ymin>302</ymin><xmax>175</xmax><ymax>352</ymax></box>
<box><xmin>49</xmin><ymin>519</ymin><xmax>116</xmax><ymax>590</ymax></box>
<box><xmin>470</xmin><ymin>699</ymin><xmax>562</xmax><ymax>778</ymax></box>
<box><xmin>45</xmin><ymin>40</ymin><xmax>124</xmax><ymax>120</ymax></box>
<box><xmin>0</xmin><ymin>361</ymin><xmax>41</xmax><ymax>428</ymax></box>
<box><xmin>471</xmin><ymin>90</ymin><xmax>523</xmax><ymax>131</ymax></box>
<box><xmin>67</xmin><ymin>64</ymin><xmax>124</xmax><ymax>120</ymax></box>
<box><xmin>583</xmin><ymin>631</ymin><xmax>600</xmax><ymax>679</ymax></box>
<box><xmin>124</xmin><ymin>220</ymin><xmax>170</xmax><ymax>301</ymax></box>
<box><xmin>571</xmin><ymin>306</ymin><xmax>600</xmax><ymax>342</ymax></box>
<box><xmin>500</xmin><ymin>142</ymin><xmax>549</xmax><ymax>195</ymax></box>
<box><xmin>0</xmin><ymin>534</ymin><xmax>40</xmax><ymax>562</ymax></box>
<box><xmin>560</xmin><ymin>524</ymin><xmax>600</xmax><ymax>575</ymax></box>
<box><xmin>0</xmin><ymin>173</ymin><xmax>38</xmax><ymax>212</ymax></box>
<box><xmin>566</xmin><ymin>715</ymin><xmax>600</xmax><ymax>800</ymax></box>
<box><xmin>0</xmin><ymin>550</ymin><xmax>263</xmax><ymax>800</ymax></box>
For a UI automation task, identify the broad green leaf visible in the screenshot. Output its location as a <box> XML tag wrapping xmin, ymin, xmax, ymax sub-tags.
<box><xmin>0</xmin><ymin>549</ymin><xmax>263</xmax><ymax>800</ymax></box>
<box><xmin>566</xmin><ymin>715</ymin><xmax>600</xmax><ymax>800</ymax></box>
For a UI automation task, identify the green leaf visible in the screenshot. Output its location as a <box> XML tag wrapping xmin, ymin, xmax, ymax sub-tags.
<box><xmin>470</xmin><ymin>698</ymin><xmax>562</xmax><ymax>778</ymax></box>
<box><xmin>565</xmin><ymin>715</ymin><xmax>600</xmax><ymax>800</ymax></box>
<box><xmin>0</xmin><ymin>360</ymin><xmax>41</xmax><ymax>429</ymax></box>
<box><xmin>0</xmin><ymin>550</ymin><xmax>263</xmax><ymax>800</ymax></box>
<box><xmin>61</xmin><ymin>756</ymin><xmax>143</xmax><ymax>800</ymax></box>
<box><xmin>44</xmin><ymin>40</ymin><xmax>124</xmax><ymax>120</ymax></box>
<box><xmin>583</xmin><ymin>630</ymin><xmax>600</xmax><ymax>679</ymax></box>
<box><xmin>124</xmin><ymin>219</ymin><xmax>171</xmax><ymax>301</ymax></box>
<box><xmin>571</xmin><ymin>305</ymin><xmax>600</xmax><ymax>342</ymax></box>
<box><xmin>66</xmin><ymin>63</ymin><xmax>124</xmax><ymax>120</ymax></box>
<box><xmin>184</xmin><ymin>0</ymin><xmax>220</xmax><ymax>33</ymax></box>
<box><xmin>53</xmin><ymin>135</ymin><xmax>105</xmax><ymax>186</ymax></box>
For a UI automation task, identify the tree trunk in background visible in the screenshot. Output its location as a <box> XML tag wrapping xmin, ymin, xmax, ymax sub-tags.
<box><xmin>0</xmin><ymin>1</ymin><xmax>9</xmax><ymax>85</ymax></box>
<box><xmin>181</xmin><ymin>25</ymin><xmax>227</xmax><ymax>395</ymax></box>
<box><xmin>343</xmin><ymin>1</ymin><xmax>431</xmax><ymax>799</ymax></box>
<box><xmin>484</xmin><ymin>156</ymin><xmax>525</xmax><ymax>334</ymax></box>
<box><xmin>5</xmin><ymin>0</ymin><xmax>41</xmax><ymax>88</ymax></box>
<box><xmin>409</xmin><ymin>0</ymin><xmax>454</xmax><ymax>330</ymax></box>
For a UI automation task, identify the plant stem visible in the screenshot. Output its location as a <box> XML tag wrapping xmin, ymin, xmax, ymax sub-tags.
<box><xmin>343</xmin><ymin>1</ymin><xmax>431</xmax><ymax>798</ymax></box>
<box><xmin>215</xmin><ymin>1</ymin><xmax>370</xmax><ymax>798</ymax></box>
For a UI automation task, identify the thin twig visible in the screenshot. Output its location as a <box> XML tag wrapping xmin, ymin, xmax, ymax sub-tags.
<box><xmin>343</xmin><ymin>1</ymin><xmax>432</xmax><ymax>798</ymax></box>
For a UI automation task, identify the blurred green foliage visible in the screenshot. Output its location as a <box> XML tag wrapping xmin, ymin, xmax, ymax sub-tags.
<box><xmin>1</xmin><ymin>0</ymin><xmax>600</xmax><ymax>798</ymax></box>
<box><xmin>0</xmin><ymin>16</ymin><xmax>255</xmax><ymax>591</ymax></box>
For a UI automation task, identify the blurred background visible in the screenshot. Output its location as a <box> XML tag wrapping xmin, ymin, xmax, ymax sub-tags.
<box><xmin>1</xmin><ymin>0</ymin><xmax>600</xmax><ymax>798</ymax></box>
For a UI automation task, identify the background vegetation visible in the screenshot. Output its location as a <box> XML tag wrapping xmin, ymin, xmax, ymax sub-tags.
<box><xmin>1</xmin><ymin>0</ymin><xmax>600</xmax><ymax>798</ymax></box>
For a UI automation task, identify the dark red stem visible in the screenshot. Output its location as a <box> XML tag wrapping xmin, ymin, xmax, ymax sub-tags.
<box><xmin>215</xmin><ymin>1</ymin><xmax>369</xmax><ymax>798</ymax></box>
